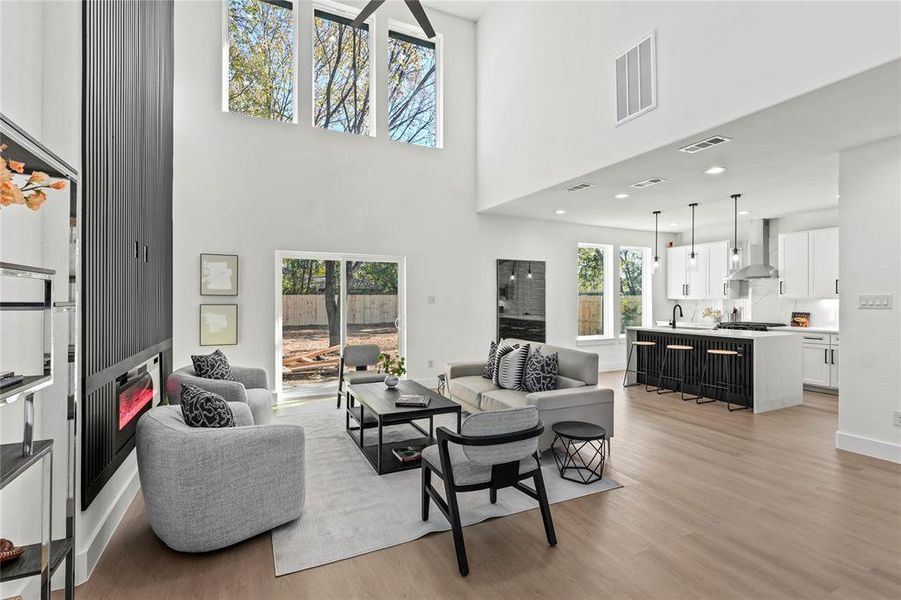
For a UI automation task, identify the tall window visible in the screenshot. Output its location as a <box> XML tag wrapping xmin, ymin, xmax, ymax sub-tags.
<box><xmin>227</xmin><ymin>0</ymin><xmax>295</xmax><ymax>122</ymax></box>
<box><xmin>313</xmin><ymin>9</ymin><xmax>371</xmax><ymax>135</ymax></box>
<box><xmin>577</xmin><ymin>244</ymin><xmax>612</xmax><ymax>340</ymax></box>
<box><xmin>388</xmin><ymin>30</ymin><xmax>439</xmax><ymax>147</ymax></box>
<box><xmin>619</xmin><ymin>247</ymin><xmax>651</xmax><ymax>334</ymax></box>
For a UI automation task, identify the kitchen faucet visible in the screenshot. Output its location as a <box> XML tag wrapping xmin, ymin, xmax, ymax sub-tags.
<box><xmin>671</xmin><ymin>304</ymin><xmax>683</xmax><ymax>329</ymax></box>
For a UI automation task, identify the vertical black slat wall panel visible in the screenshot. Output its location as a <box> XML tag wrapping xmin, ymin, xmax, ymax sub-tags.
<box><xmin>82</xmin><ymin>0</ymin><xmax>174</xmax><ymax>509</ymax></box>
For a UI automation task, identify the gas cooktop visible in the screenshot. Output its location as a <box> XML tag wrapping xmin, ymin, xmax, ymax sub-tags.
<box><xmin>715</xmin><ymin>321</ymin><xmax>786</xmax><ymax>331</ymax></box>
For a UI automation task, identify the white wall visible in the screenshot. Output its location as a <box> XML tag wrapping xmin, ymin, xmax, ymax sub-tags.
<box><xmin>476</xmin><ymin>1</ymin><xmax>901</xmax><ymax>210</ymax></box>
<box><xmin>172</xmin><ymin>0</ymin><xmax>671</xmax><ymax>391</ymax></box>
<box><xmin>836</xmin><ymin>136</ymin><xmax>901</xmax><ymax>463</ymax></box>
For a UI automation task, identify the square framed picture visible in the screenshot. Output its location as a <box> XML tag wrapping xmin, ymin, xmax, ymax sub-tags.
<box><xmin>200</xmin><ymin>253</ymin><xmax>239</xmax><ymax>296</ymax></box>
<box><xmin>199</xmin><ymin>304</ymin><xmax>238</xmax><ymax>346</ymax></box>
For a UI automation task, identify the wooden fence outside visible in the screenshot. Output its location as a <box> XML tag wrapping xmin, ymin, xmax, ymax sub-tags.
<box><xmin>578</xmin><ymin>295</ymin><xmax>603</xmax><ymax>336</ymax></box>
<box><xmin>283</xmin><ymin>295</ymin><xmax>398</xmax><ymax>326</ymax></box>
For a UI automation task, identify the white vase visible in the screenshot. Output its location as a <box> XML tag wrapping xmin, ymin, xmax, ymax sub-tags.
<box><xmin>384</xmin><ymin>375</ymin><xmax>399</xmax><ymax>388</ymax></box>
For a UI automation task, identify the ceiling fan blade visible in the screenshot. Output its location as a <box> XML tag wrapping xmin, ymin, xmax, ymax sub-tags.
<box><xmin>405</xmin><ymin>0</ymin><xmax>437</xmax><ymax>39</ymax></box>
<box><xmin>351</xmin><ymin>0</ymin><xmax>385</xmax><ymax>28</ymax></box>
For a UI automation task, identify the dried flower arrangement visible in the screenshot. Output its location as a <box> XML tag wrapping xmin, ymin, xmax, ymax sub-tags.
<box><xmin>0</xmin><ymin>144</ymin><xmax>67</xmax><ymax>211</ymax></box>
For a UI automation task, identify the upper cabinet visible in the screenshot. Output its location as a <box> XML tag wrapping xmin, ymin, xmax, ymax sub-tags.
<box><xmin>667</xmin><ymin>242</ymin><xmax>733</xmax><ymax>300</ymax></box>
<box><xmin>778</xmin><ymin>227</ymin><xmax>838</xmax><ymax>299</ymax></box>
<box><xmin>666</xmin><ymin>246</ymin><xmax>688</xmax><ymax>300</ymax></box>
<box><xmin>809</xmin><ymin>227</ymin><xmax>840</xmax><ymax>298</ymax></box>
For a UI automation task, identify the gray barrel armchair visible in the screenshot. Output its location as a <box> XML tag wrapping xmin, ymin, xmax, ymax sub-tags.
<box><xmin>168</xmin><ymin>365</ymin><xmax>272</xmax><ymax>424</ymax></box>
<box><xmin>136</xmin><ymin>403</ymin><xmax>305</xmax><ymax>552</ymax></box>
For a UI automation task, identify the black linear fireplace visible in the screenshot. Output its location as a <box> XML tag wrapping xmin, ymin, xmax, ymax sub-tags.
<box><xmin>82</xmin><ymin>355</ymin><xmax>161</xmax><ymax>507</ymax></box>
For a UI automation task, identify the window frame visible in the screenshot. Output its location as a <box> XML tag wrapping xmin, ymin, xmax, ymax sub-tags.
<box><xmin>618</xmin><ymin>245</ymin><xmax>653</xmax><ymax>337</ymax></box>
<box><xmin>576</xmin><ymin>243</ymin><xmax>614</xmax><ymax>343</ymax></box>
<box><xmin>310</xmin><ymin>2</ymin><xmax>376</xmax><ymax>136</ymax></box>
<box><xmin>222</xmin><ymin>0</ymin><xmax>299</xmax><ymax>123</ymax></box>
<box><xmin>386</xmin><ymin>20</ymin><xmax>444</xmax><ymax>148</ymax></box>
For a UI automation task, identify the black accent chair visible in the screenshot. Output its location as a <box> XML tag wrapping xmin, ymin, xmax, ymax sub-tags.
<box><xmin>420</xmin><ymin>406</ymin><xmax>557</xmax><ymax>576</ymax></box>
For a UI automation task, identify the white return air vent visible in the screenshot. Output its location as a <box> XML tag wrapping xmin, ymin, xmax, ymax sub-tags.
<box><xmin>630</xmin><ymin>177</ymin><xmax>665</xmax><ymax>189</ymax></box>
<box><xmin>615</xmin><ymin>31</ymin><xmax>657</xmax><ymax>126</ymax></box>
<box><xmin>564</xmin><ymin>182</ymin><xmax>594</xmax><ymax>192</ymax></box>
<box><xmin>678</xmin><ymin>135</ymin><xmax>732</xmax><ymax>154</ymax></box>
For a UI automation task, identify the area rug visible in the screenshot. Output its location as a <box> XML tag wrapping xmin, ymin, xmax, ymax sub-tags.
<box><xmin>270</xmin><ymin>401</ymin><xmax>621</xmax><ymax>576</ymax></box>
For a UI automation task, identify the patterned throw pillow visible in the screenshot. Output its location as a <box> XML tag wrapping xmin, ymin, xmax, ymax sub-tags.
<box><xmin>492</xmin><ymin>341</ymin><xmax>519</xmax><ymax>386</ymax></box>
<box><xmin>482</xmin><ymin>341</ymin><xmax>498</xmax><ymax>379</ymax></box>
<box><xmin>524</xmin><ymin>349</ymin><xmax>560</xmax><ymax>393</ymax></box>
<box><xmin>191</xmin><ymin>349</ymin><xmax>237</xmax><ymax>381</ymax></box>
<box><xmin>180</xmin><ymin>384</ymin><xmax>236</xmax><ymax>428</ymax></box>
<box><xmin>497</xmin><ymin>344</ymin><xmax>530</xmax><ymax>391</ymax></box>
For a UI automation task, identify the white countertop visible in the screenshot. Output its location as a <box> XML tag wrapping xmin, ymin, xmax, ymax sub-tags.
<box><xmin>627</xmin><ymin>326</ymin><xmax>795</xmax><ymax>339</ymax></box>
<box><xmin>769</xmin><ymin>326</ymin><xmax>839</xmax><ymax>335</ymax></box>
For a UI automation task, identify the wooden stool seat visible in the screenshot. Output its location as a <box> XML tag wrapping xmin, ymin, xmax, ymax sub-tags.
<box><xmin>707</xmin><ymin>349</ymin><xmax>739</xmax><ymax>356</ymax></box>
<box><xmin>667</xmin><ymin>344</ymin><xmax>693</xmax><ymax>351</ymax></box>
<box><xmin>632</xmin><ymin>341</ymin><xmax>656</xmax><ymax>347</ymax></box>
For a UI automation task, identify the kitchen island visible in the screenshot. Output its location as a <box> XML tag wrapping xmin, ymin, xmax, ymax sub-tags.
<box><xmin>625</xmin><ymin>327</ymin><xmax>803</xmax><ymax>413</ymax></box>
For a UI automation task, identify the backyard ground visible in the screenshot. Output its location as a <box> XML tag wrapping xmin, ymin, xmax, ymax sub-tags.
<box><xmin>282</xmin><ymin>324</ymin><xmax>398</xmax><ymax>385</ymax></box>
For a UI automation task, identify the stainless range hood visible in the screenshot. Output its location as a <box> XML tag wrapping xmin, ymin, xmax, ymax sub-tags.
<box><xmin>727</xmin><ymin>219</ymin><xmax>779</xmax><ymax>280</ymax></box>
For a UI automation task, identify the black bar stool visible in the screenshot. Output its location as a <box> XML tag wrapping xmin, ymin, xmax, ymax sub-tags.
<box><xmin>623</xmin><ymin>340</ymin><xmax>657</xmax><ymax>390</ymax></box>
<box><xmin>656</xmin><ymin>344</ymin><xmax>696</xmax><ymax>400</ymax></box>
<box><xmin>696</xmin><ymin>349</ymin><xmax>749</xmax><ymax>411</ymax></box>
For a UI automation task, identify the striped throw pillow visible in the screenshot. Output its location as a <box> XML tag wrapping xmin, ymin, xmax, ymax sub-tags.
<box><xmin>492</xmin><ymin>341</ymin><xmax>519</xmax><ymax>386</ymax></box>
<box><xmin>497</xmin><ymin>344</ymin><xmax>530</xmax><ymax>391</ymax></box>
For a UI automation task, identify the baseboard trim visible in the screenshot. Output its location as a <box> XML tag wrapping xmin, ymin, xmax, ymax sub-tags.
<box><xmin>74</xmin><ymin>465</ymin><xmax>141</xmax><ymax>586</ymax></box>
<box><xmin>835</xmin><ymin>430</ymin><xmax>901</xmax><ymax>464</ymax></box>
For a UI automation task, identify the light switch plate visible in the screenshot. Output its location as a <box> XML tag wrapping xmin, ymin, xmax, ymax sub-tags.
<box><xmin>427</xmin><ymin>296</ymin><xmax>436</xmax><ymax>305</ymax></box>
<box><xmin>858</xmin><ymin>294</ymin><xmax>893</xmax><ymax>309</ymax></box>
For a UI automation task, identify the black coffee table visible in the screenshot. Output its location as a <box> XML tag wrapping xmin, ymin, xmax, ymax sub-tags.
<box><xmin>345</xmin><ymin>380</ymin><xmax>462</xmax><ymax>475</ymax></box>
<box><xmin>550</xmin><ymin>421</ymin><xmax>607</xmax><ymax>484</ymax></box>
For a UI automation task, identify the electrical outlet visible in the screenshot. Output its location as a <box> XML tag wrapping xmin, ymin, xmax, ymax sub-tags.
<box><xmin>894</xmin><ymin>411</ymin><xmax>901</xmax><ymax>427</ymax></box>
<box><xmin>427</xmin><ymin>360</ymin><xmax>433</xmax><ymax>369</ymax></box>
<box><xmin>427</xmin><ymin>296</ymin><xmax>436</xmax><ymax>305</ymax></box>
<box><xmin>858</xmin><ymin>294</ymin><xmax>893</xmax><ymax>309</ymax></box>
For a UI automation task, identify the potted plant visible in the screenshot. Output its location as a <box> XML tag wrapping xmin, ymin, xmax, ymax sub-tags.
<box><xmin>702</xmin><ymin>307</ymin><xmax>723</xmax><ymax>323</ymax></box>
<box><xmin>377</xmin><ymin>353</ymin><xmax>406</xmax><ymax>389</ymax></box>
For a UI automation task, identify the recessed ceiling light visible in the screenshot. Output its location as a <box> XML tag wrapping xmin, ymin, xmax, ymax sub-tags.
<box><xmin>835</xmin><ymin>194</ymin><xmax>840</xmax><ymax>199</ymax></box>
<box><xmin>554</xmin><ymin>209</ymin><xmax>566</xmax><ymax>215</ymax></box>
<box><xmin>614</xmin><ymin>193</ymin><xmax>629</xmax><ymax>199</ymax></box>
<box><xmin>738</xmin><ymin>210</ymin><xmax>750</xmax><ymax>216</ymax></box>
<box><xmin>669</xmin><ymin>222</ymin><xmax>679</xmax><ymax>227</ymax></box>
<box><xmin>705</xmin><ymin>166</ymin><xmax>727</xmax><ymax>175</ymax></box>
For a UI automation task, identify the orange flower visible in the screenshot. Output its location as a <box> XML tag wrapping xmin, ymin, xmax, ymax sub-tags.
<box><xmin>50</xmin><ymin>180</ymin><xmax>67</xmax><ymax>190</ymax></box>
<box><xmin>9</xmin><ymin>160</ymin><xmax>25</xmax><ymax>174</ymax></box>
<box><xmin>1</xmin><ymin>181</ymin><xmax>26</xmax><ymax>206</ymax></box>
<box><xmin>27</xmin><ymin>171</ymin><xmax>48</xmax><ymax>184</ymax></box>
<box><xmin>25</xmin><ymin>190</ymin><xmax>47</xmax><ymax>211</ymax></box>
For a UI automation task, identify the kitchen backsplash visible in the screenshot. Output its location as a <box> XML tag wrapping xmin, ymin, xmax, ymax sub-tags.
<box><xmin>673</xmin><ymin>279</ymin><xmax>839</xmax><ymax>329</ymax></box>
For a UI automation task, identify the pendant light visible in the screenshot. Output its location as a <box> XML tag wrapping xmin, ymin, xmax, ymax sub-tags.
<box><xmin>652</xmin><ymin>210</ymin><xmax>661</xmax><ymax>271</ymax></box>
<box><xmin>527</xmin><ymin>262</ymin><xmax>533</xmax><ymax>279</ymax></box>
<box><xmin>731</xmin><ymin>194</ymin><xmax>742</xmax><ymax>264</ymax></box>
<box><xmin>510</xmin><ymin>260</ymin><xmax>516</xmax><ymax>281</ymax></box>
<box><xmin>687</xmin><ymin>203</ymin><xmax>699</xmax><ymax>271</ymax></box>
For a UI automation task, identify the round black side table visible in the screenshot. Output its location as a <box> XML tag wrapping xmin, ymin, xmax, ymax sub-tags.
<box><xmin>550</xmin><ymin>421</ymin><xmax>607</xmax><ymax>484</ymax></box>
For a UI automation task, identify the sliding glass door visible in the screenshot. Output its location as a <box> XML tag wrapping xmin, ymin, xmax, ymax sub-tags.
<box><xmin>277</xmin><ymin>253</ymin><xmax>404</xmax><ymax>401</ymax></box>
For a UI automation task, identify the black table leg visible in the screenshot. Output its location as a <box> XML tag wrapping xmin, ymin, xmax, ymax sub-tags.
<box><xmin>359</xmin><ymin>404</ymin><xmax>365</xmax><ymax>449</ymax></box>
<box><xmin>377</xmin><ymin>418</ymin><xmax>384</xmax><ymax>474</ymax></box>
<box><xmin>429</xmin><ymin>415</ymin><xmax>434</xmax><ymax>438</ymax></box>
<box><xmin>457</xmin><ymin>410</ymin><xmax>462</xmax><ymax>432</ymax></box>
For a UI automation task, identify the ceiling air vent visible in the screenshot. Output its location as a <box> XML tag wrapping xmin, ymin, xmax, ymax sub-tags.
<box><xmin>615</xmin><ymin>31</ymin><xmax>657</xmax><ymax>126</ymax></box>
<box><xmin>678</xmin><ymin>135</ymin><xmax>732</xmax><ymax>154</ymax></box>
<box><xmin>564</xmin><ymin>182</ymin><xmax>594</xmax><ymax>192</ymax></box>
<box><xmin>630</xmin><ymin>177</ymin><xmax>666</xmax><ymax>189</ymax></box>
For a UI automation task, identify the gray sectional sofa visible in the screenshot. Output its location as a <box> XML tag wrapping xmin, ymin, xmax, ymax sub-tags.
<box><xmin>445</xmin><ymin>338</ymin><xmax>614</xmax><ymax>450</ymax></box>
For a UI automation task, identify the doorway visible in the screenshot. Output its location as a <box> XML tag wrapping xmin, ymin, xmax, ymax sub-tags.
<box><xmin>275</xmin><ymin>252</ymin><xmax>405</xmax><ymax>402</ymax></box>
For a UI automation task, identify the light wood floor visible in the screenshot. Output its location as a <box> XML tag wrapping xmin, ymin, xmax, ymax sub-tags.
<box><xmin>70</xmin><ymin>373</ymin><xmax>901</xmax><ymax>599</ymax></box>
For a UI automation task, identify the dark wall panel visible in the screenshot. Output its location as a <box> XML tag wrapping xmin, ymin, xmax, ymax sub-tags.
<box><xmin>82</xmin><ymin>0</ymin><xmax>174</xmax><ymax>509</ymax></box>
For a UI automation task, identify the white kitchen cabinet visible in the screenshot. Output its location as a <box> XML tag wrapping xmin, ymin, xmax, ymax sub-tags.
<box><xmin>798</xmin><ymin>332</ymin><xmax>839</xmax><ymax>389</ymax></box>
<box><xmin>809</xmin><ymin>227</ymin><xmax>839</xmax><ymax>298</ymax></box>
<box><xmin>778</xmin><ymin>231</ymin><xmax>810</xmax><ymax>298</ymax></box>
<box><xmin>666</xmin><ymin>246</ymin><xmax>688</xmax><ymax>299</ymax></box>
<box><xmin>707</xmin><ymin>241</ymin><xmax>729</xmax><ymax>299</ymax></box>
<box><xmin>802</xmin><ymin>342</ymin><xmax>832</xmax><ymax>387</ymax></box>
<box><xmin>685</xmin><ymin>244</ymin><xmax>709</xmax><ymax>299</ymax></box>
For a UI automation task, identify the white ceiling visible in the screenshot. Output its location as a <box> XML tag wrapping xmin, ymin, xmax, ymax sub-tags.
<box><xmin>422</xmin><ymin>0</ymin><xmax>490</xmax><ymax>22</ymax></box>
<box><xmin>484</xmin><ymin>60</ymin><xmax>901</xmax><ymax>233</ymax></box>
